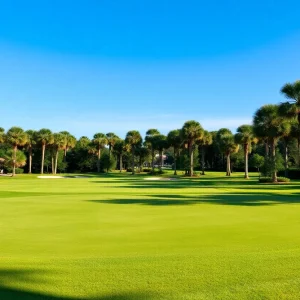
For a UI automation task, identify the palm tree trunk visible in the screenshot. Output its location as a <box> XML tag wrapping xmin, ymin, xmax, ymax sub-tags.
<box><xmin>265</xmin><ymin>141</ymin><xmax>269</xmax><ymax>158</ymax></box>
<box><xmin>55</xmin><ymin>149</ymin><xmax>59</xmax><ymax>174</ymax></box>
<box><xmin>271</xmin><ymin>140</ymin><xmax>277</xmax><ymax>183</ymax></box>
<box><xmin>284</xmin><ymin>141</ymin><xmax>288</xmax><ymax>178</ymax></box>
<box><xmin>189</xmin><ymin>143</ymin><xmax>193</xmax><ymax>177</ymax></box>
<box><xmin>159</xmin><ymin>150</ymin><xmax>163</xmax><ymax>172</ymax></box>
<box><xmin>28</xmin><ymin>147</ymin><xmax>32</xmax><ymax>174</ymax></box>
<box><xmin>244</xmin><ymin>144</ymin><xmax>249</xmax><ymax>179</ymax></box>
<box><xmin>226</xmin><ymin>153</ymin><xmax>231</xmax><ymax>176</ymax></box>
<box><xmin>201</xmin><ymin>146</ymin><xmax>205</xmax><ymax>175</ymax></box>
<box><xmin>12</xmin><ymin>145</ymin><xmax>17</xmax><ymax>176</ymax></box>
<box><xmin>64</xmin><ymin>148</ymin><xmax>67</xmax><ymax>163</ymax></box>
<box><xmin>41</xmin><ymin>144</ymin><xmax>45</xmax><ymax>174</ymax></box>
<box><xmin>131</xmin><ymin>149</ymin><xmax>135</xmax><ymax>175</ymax></box>
<box><xmin>173</xmin><ymin>149</ymin><xmax>177</xmax><ymax>175</ymax></box>
<box><xmin>97</xmin><ymin>148</ymin><xmax>101</xmax><ymax>173</ymax></box>
<box><xmin>119</xmin><ymin>154</ymin><xmax>123</xmax><ymax>172</ymax></box>
<box><xmin>51</xmin><ymin>155</ymin><xmax>54</xmax><ymax>174</ymax></box>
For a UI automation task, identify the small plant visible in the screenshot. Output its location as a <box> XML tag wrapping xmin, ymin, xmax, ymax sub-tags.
<box><xmin>259</xmin><ymin>176</ymin><xmax>290</xmax><ymax>183</ymax></box>
<box><xmin>277</xmin><ymin>177</ymin><xmax>290</xmax><ymax>182</ymax></box>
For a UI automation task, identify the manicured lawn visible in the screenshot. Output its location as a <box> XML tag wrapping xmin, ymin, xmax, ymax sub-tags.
<box><xmin>1</xmin><ymin>172</ymin><xmax>300</xmax><ymax>300</ymax></box>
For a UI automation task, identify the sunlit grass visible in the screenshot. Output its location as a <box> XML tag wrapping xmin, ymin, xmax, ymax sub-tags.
<box><xmin>0</xmin><ymin>172</ymin><xmax>300</xmax><ymax>299</ymax></box>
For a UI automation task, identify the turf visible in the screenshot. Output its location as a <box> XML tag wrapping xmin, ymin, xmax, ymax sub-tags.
<box><xmin>0</xmin><ymin>172</ymin><xmax>300</xmax><ymax>300</ymax></box>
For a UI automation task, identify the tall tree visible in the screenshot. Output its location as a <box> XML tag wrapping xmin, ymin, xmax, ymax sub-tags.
<box><xmin>52</xmin><ymin>133</ymin><xmax>66</xmax><ymax>174</ymax></box>
<box><xmin>36</xmin><ymin>129</ymin><xmax>54</xmax><ymax>174</ymax></box>
<box><xmin>106</xmin><ymin>132</ymin><xmax>119</xmax><ymax>172</ymax></box>
<box><xmin>198</xmin><ymin>130</ymin><xmax>213</xmax><ymax>175</ymax></box>
<box><xmin>5</xmin><ymin>127</ymin><xmax>28</xmax><ymax>176</ymax></box>
<box><xmin>25</xmin><ymin>130</ymin><xmax>36</xmax><ymax>174</ymax></box>
<box><xmin>92</xmin><ymin>133</ymin><xmax>107</xmax><ymax>173</ymax></box>
<box><xmin>4</xmin><ymin>149</ymin><xmax>27</xmax><ymax>173</ymax></box>
<box><xmin>113</xmin><ymin>139</ymin><xmax>126</xmax><ymax>172</ymax></box>
<box><xmin>167</xmin><ymin>129</ymin><xmax>182</xmax><ymax>175</ymax></box>
<box><xmin>280</xmin><ymin>122</ymin><xmax>293</xmax><ymax>177</ymax></box>
<box><xmin>234</xmin><ymin>125</ymin><xmax>257</xmax><ymax>179</ymax></box>
<box><xmin>216</xmin><ymin>128</ymin><xmax>239</xmax><ymax>176</ymax></box>
<box><xmin>125</xmin><ymin>130</ymin><xmax>142</xmax><ymax>175</ymax></box>
<box><xmin>253</xmin><ymin>105</ymin><xmax>286</xmax><ymax>182</ymax></box>
<box><xmin>145</xmin><ymin>129</ymin><xmax>160</xmax><ymax>173</ymax></box>
<box><xmin>59</xmin><ymin>131</ymin><xmax>76</xmax><ymax>163</ymax></box>
<box><xmin>290</xmin><ymin>123</ymin><xmax>300</xmax><ymax>167</ymax></box>
<box><xmin>106</xmin><ymin>133</ymin><xmax>119</xmax><ymax>158</ymax></box>
<box><xmin>279</xmin><ymin>80</ymin><xmax>300</xmax><ymax>123</ymax></box>
<box><xmin>181</xmin><ymin>120</ymin><xmax>204</xmax><ymax>176</ymax></box>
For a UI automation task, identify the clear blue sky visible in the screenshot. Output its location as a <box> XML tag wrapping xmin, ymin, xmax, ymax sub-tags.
<box><xmin>1</xmin><ymin>0</ymin><xmax>300</xmax><ymax>138</ymax></box>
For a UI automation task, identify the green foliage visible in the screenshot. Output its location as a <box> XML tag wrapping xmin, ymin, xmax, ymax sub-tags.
<box><xmin>100</xmin><ymin>152</ymin><xmax>117</xmax><ymax>172</ymax></box>
<box><xmin>259</xmin><ymin>176</ymin><xmax>290</xmax><ymax>183</ymax></box>
<box><xmin>36</xmin><ymin>128</ymin><xmax>54</xmax><ymax>145</ymax></box>
<box><xmin>4</xmin><ymin>149</ymin><xmax>27</xmax><ymax>169</ymax></box>
<box><xmin>216</xmin><ymin>128</ymin><xmax>239</xmax><ymax>155</ymax></box>
<box><xmin>250</xmin><ymin>154</ymin><xmax>265</xmax><ymax>170</ymax></box>
<box><xmin>6</xmin><ymin>126</ymin><xmax>27</xmax><ymax>147</ymax></box>
<box><xmin>181</xmin><ymin>120</ymin><xmax>203</xmax><ymax>144</ymax></box>
<box><xmin>261</xmin><ymin>152</ymin><xmax>284</xmax><ymax>177</ymax></box>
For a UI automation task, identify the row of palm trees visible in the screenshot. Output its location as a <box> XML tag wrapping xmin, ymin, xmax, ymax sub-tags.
<box><xmin>1</xmin><ymin>80</ymin><xmax>299</xmax><ymax>181</ymax></box>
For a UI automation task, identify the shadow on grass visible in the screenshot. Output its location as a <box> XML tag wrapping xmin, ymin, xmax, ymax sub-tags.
<box><xmin>0</xmin><ymin>269</ymin><xmax>152</xmax><ymax>300</ymax></box>
<box><xmin>86</xmin><ymin>192</ymin><xmax>300</xmax><ymax>207</ymax></box>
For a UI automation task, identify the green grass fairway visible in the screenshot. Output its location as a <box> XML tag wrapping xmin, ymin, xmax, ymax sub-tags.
<box><xmin>1</xmin><ymin>172</ymin><xmax>300</xmax><ymax>300</ymax></box>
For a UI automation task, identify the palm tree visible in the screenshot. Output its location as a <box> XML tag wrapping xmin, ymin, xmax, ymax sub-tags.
<box><xmin>167</xmin><ymin>129</ymin><xmax>182</xmax><ymax>175</ymax></box>
<box><xmin>290</xmin><ymin>123</ymin><xmax>300</xmax><ymax>167</ymax></box>
<box><xmin>234</xmin><ymin>125</ymin><xmax>257</xmax><ymax>179</ymax></box>
<box><xmin>113</xmin><ymin>139</ymin><xmax>126</xmax><ymax>172</ymax></box>
<box><xmin>280</xmin><ymin>121</ymin><xmax>293</xmax><ymax>177</ymax></box>
<box><xmin>5</xmin><ymin>127</ymin><xmax>28</xmax><ymax>176</ymax></box>
<box><xmin>280</xmin><ymin>80</ymin><xmax>300</xmax><ymax>123</ymax></box>
<box><xmin>198</xmin><ymin>130</ymin><xmax>213</xmax><ymax>175</ymax></box>
<box><xmin>4</xmin><ymin>149</ymin><xmax>27</xmax><ymax>173</ymax></box>
<box><xmin>106</xmin><ymin>132</ymin><xmax>119</xmax><ymax>172</ymax></box>
<box><xmin>216</xmin><ymin>128</ymin><xmax>239</xmax><ymax>176</ymax></box>
<box><xmin>59</xmin><ymin>131</ymin><xmax>76</xmax><ymax>163</ymax></box>
<box><xmin>125</xmin><ymin>130</ymin><xmax>142</xmax><ymax>175</ymax></box>
<box><xmin>36</xmin><ymin>129</ymin><xmax>54</xmax><ymax>174</ymax></box>
<box><xmin>145</xmin><ymin>129</ymin><xmax>160</xmax><ymax>173</ymax></box>
<box><xmin>52</xmin><ymin>133</ymin><xmax>66</xmax><ymax>174</ymax></box>
<box><xmin>92</xmin><ymin>133</ymin><xmax>107</xmax><ymax>173</ymax></box>
<box><xmin>181</xmin><ymin>120</ymin><xmax>204</xmax><ymax>177</ymax></box>
<box><xmin>106</xmin><ymin>133</ymin><xmax>119</xmax><ymax>158</ymax></box>
<box><xmin>253</xmin><ymin>105</ymin><xmax>286</xmax><ymax>182</ymax></box>
<box><xmin>25</xmin><ymin>130</ymin><xmax>36</xmax><ymax>174</ymax></box>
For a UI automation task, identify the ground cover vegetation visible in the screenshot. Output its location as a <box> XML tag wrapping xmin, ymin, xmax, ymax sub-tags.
<box><xmin>1</xmin><ymin>172</ymin><xmax>300</xmax><ymax>299</ymax></box>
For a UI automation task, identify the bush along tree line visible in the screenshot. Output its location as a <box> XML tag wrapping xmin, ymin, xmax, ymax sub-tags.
<box><xmin>1</xmin><ymin>80</ymin><xmax>300</xmax><ymax>182</ymax></box>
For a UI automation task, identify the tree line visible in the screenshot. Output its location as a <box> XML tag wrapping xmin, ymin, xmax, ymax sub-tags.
<box><xmin>0</xmin><ymin>80</ymin><xmax>300</xmax><ymax>182</ymax></box>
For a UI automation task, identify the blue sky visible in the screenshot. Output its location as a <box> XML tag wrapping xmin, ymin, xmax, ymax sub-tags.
<box><xmin>1</xmin><ymin>0</ymin><xmax>300</xmax><ymax>138</ymax></box>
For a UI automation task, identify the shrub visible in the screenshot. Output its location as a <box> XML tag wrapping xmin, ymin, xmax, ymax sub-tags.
<box><xmin>6</xmin><ymin>167</ymin><xmax>24</xmax><ymax>174</ymax></box>
<box><xmin>259</xmin><ymin>176</ymin><xmax>290</xmax><ymax>183</ymax></box>
<box><xmin>143</xmin><ymin>168</ymin><xmax>151</xmax><ymax>172</ymax></box>
<box><xmin>277</xmin><ymin>177</ymin><xmax>290</xmax><ymax>183</ymax></box>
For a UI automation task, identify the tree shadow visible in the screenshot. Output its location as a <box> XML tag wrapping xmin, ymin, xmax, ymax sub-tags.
<box><xmin>0</xmin><ymin>269</ymin><xmax>152</xmax><ymax>300</ymax></box>
<box><xmin>86</xmin><ymin>191</ymin><xmax>300</xmax><ymax>207</ymax></box>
